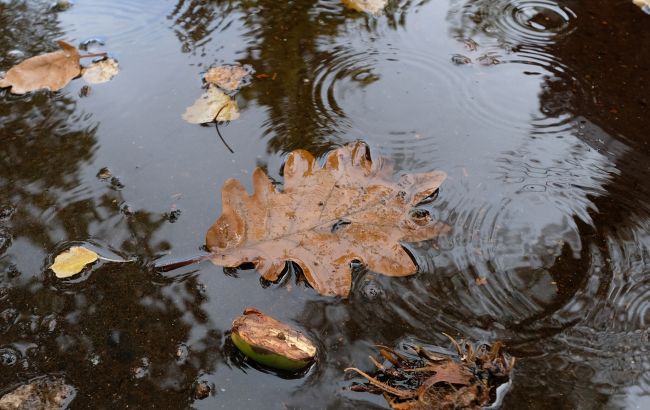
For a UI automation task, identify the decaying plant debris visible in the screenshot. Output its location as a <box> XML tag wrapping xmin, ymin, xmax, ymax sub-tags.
<box><xmin>346</xmin><ymin>336</ymin><xmax>514</xmax><ymax>409</ymax></box>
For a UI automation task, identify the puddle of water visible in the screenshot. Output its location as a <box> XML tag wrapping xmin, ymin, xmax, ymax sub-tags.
<box><xmin>1</xmin><ymin>0</ymin><xmax>649</xmax><ymax>408</ymax></box>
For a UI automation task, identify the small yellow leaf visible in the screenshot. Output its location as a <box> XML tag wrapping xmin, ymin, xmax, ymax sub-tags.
<box><xmin>81</xmin><ymin>58</ymin><xmax>119</xmax><ymax>84</ymax></box>
<box><xmin>182</xmin><ymin>87</ymin><xmax>240</xmax><ymax>124</ymax></box>
<box><xmin>50</xmin><ymin>246</ymin><xmax>98</xmax><ymax>278</ymax></box>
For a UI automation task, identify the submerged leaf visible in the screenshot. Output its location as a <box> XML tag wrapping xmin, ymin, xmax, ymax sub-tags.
<box><xmin>81</xmin><ymin>58</ymin><xmax>119</xmax><ymax>84</ymax></box>
<box><xmin>341</xmin><ymin>0</ymin><xmax>388</xmax><ymax>14</ymax></box>
<box><xmin>204</xmin><ymin>65</ymin><xmax>251</xmax><ymax>91</ymax></box>
<box><xmin>231</xmin><ymin>307</ymin><xmax>316</xmax><ymax>371</ymax></box>
<box><xmin>0</xmin><ymin>40</ymin><xmax>80</xmax><ymax>94</ymax></box>
<box><xmin>50</xmin><ymin>246</ymin><xmax>98</xmax><ymax>278</ymax></box>
<box><xmin>206</xmin><ymin>142</ymin><xmax>448</xmax><ymax>297</ymax></box>
<box><xmin>182</xmin><ymin>87</ymin><xmax>240</xmax><ymax>124</ymax></box>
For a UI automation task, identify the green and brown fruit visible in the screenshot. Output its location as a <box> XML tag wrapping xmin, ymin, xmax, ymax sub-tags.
<box><xmin>231</xmin><ymin>308</ymin><xmax>316</xmax><ymax>371</ymax></box>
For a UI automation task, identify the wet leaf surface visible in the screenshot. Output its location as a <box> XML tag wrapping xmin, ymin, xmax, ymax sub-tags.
<box><xmin>81</xmin><ymin>57</ymin><xmax>119</xmax><ymax>84</ymax></box>
<box><xmin>204</xmin><ymin>65</ymin><xmax>251</xmax><ymax>92</ymax></box>
<box><xmin>0</xmin><ymin>41</ymin><xmax>80</xmax><ymax>94</ymax></box>
<box><xmin>0</xmin><ymin>377</ymin><xmax>75</xmax><ymax>410</ymax></box>
<box><xmin>50</xmin><ymin>246</ymin><xmax>98</xmax><ymax>278</ymax></box>
<box><xmin>341</xmin><ymin>0</ymin><xmax>388</xmax><ymax>15</ymax></box>
<box><xmin>206</xmin><ymin>142</ymin><xmax>447</xmax><ymax>297</ymax></box>
<box><xmin>231</xmin><ymin>307</ymin><xmax>316</xmax><ymax>371</ymax></box>
<box><xmin>347</xmin><ymin>339</ymin><xmax>514</xmax><ymax>409</ymax></box>
<box><xmin>182</xmin><ymin>87</ymin><xmax>240</xmax><ymax>124</ymax></box>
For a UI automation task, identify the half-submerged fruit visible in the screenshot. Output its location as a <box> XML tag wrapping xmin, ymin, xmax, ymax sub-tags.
<box><xmin>231</xmin><ymin>308</ymin><xmax>316</xmax><ymax>371</ymax></box>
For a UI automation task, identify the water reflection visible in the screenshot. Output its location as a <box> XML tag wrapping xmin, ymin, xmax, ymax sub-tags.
<box><xmin>168</xmin><ymin>0</ymin><xmax>431</xmax><ymax>155</ymax></box>
<box><xmin>1</xmin><ymin>2</ymin><xmax>222</xmax><ymax>407</ymax></box>
<box><xmin>1</xmin><ymin>0</ymin><xmax>648</xmax><ymax>408</ymax></box>
<box><xmin>441</xmin><ymin>0</ymin><xmax>650</xmax><ymax>407</ymax></box>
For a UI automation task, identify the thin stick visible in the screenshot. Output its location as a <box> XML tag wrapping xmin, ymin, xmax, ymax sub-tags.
<box><xmin>214</xmin><ymin>105</ymin><xmax>234</xmax><ymax>153</ymax></box>
<box><xmin>80</xmin><ymin>52</ymin><xmax>108</xmax><ymax>59</ymax></box>
<box><xmin>345</xmin><ymin>368</ymin><xmax>416</xmax><ymax>399</ymax></box>
<box><xmin>98</xmin><ymin>256</ymin><xmax>134</xmax><ymax>263</ymax></box>
<box><xmin>153</xmin><ymin>254</ymin><xmax>210</xmax><ymax>273</ymax></box>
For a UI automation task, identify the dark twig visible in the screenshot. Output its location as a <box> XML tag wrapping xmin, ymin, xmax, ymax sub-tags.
<box><xmin>153</xmin><ymin>253</ymin><xmax>210</xmax><ymax>273</ymax></box>
<box><xmin>215</xmin><ymin>105</ymin><xmax>234</xmax><ymax>153</ymax></box>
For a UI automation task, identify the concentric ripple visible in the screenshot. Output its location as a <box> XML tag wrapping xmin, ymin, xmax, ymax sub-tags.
<box><xmin>457</xmin><ymin>0</ymin><xmax>576</xmax><ymax>47</ymax></box>
<box><xmin>59</xmin><ymin>0</ymin><xmax>171</xmax><ymax>44</ymax></box>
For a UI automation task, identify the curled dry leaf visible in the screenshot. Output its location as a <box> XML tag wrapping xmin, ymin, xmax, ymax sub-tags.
<box><xmin>182</xmin><ymin>87</ymin><xmax>240</xmax><ymax>124</ymax></box>
<box><xmin>50</xmin><ymin>246</ymin><xmax>98</xmax><ymax>278</ymax></box>
<box><xmin>206</xmin><ymin>141</ymin><xmax>448</xmax><ymax>297</ymax></box>
<box><xmin>81</xmin><ymin>58</ymin><xmax>119</xmax><ymax>84</ymax></box>
<box><xmin>231</xmin><ymin>307</ymin><xmax>316</xmax><ymax>371</ymax></box>
<box><xmin>341</xmin><ymin>0</ymin><xmax>388</xmax><ymax>14</ymax></box>
<box><xmin>0</xmin><ymin>40</ymin><xmax>80</xmax><ymax>94</ymax></box>
<box><xmin>204</xmin><ymin>65</ymin><xmax>251</xmax><ymax>92</ymax></box>
<box><xmin>347</xmin><ymin>339</ymin><xmax>515</xmax><ymax>409</ymax></box>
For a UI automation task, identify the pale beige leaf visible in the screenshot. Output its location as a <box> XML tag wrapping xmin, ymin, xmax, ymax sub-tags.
<box><xmin>0</xmin><ymin>40</ymin><xmax>80</xmax><ymax>94</ymax></box>
<box><xmin>0</xmin><ymin>378</ymin><xmax>75</xmax><ymax>409</ymax></box>
<box><xmin>204</xmin><ymin>65</ymin><xmax>250</xmax><ymax>91</ymax></box>
<box><xmin>634</xmin><ymin>0</ymin><xmax>650</xmax><ymax>12</ymax></box>
<box><xmin>341</xmin><ymin>0</ymin><xmax>388</xmax><ymax>14</ymax></box>
<box><xmin>206</xmin><ymin>142</ymin><xmax>448</xmax><ymax>297</ymax></box>
<box><xmin>81</xmin><ymin>58</ymin><xmax>119</xmax><ymax>84</ymax></box>
<box><xmin>182</xmin><ymin>87</ymin><xmax>240</xmax><ymax>124</ymax></box>
<box><xmin>50</xmin><ymin>246</ymin><xmax>98</xmax><ymax>278</ymax></box>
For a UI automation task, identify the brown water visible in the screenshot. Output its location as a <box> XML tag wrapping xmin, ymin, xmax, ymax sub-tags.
<box><xmin>1</xmin><ymin>0</ymin><xmax>649</xmax><ymax>408</ymax></box>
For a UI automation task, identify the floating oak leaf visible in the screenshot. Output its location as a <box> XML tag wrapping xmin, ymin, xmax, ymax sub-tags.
<box><xmin>81</xmin><ymin>57</ymin><xmax>119</xmax><ymax>84</ymax></box>
<box><xmin>182</xmin><ymin>87</ymin><xmax>240</xmax><ymax>124</ymax></box>
<box><xmin>204</xmin><ymin>65</ymin><xmax>252</xmax><ymax>92</ymax></box>
<box><xmin>206</xmin><ymin>142</ymin><xmax>447</xmax><ymax>297</ymax></box>
<box><xmin>341</xmin><ymin>0</ymin><xmax>388</xmax><ymax>14</ymax></box>
<box><xmin>0</xmin><ymin>40</ymin><xmax>80</xmax><ymax>94</ymax></box>
<box><xmin>50</xmin><ymin>246</ymin><xmax>98</xmax><ymax>278</ymax></box>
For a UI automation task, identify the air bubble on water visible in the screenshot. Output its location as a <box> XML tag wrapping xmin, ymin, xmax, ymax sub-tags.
<box><xmin>0</xmin><ymin>348</ymin><xmax>18</xmax><ymax>366</ymax></box>
<box><xmin>89</xmin><ymin>353</ymin><xmax>100</xmax><ymax>366</ymax></box>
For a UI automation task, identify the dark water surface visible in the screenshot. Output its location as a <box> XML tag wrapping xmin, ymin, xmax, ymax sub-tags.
<box><xmin>1</xmin><ymin>0</ymin><xmax>649</xmax><ymax>408</ymax></box>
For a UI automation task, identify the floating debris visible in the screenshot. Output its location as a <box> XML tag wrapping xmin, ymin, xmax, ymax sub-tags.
<box><xmin>204</xmin><ymin>65</ymin><xmax>253</xmax><ymax>92</ymax></box>
<box><xmin>0</xmin><ymin>377</ymin><xmax>75</xmax><ymax>409</ymax></box>
<box><xmin>347</xmin><ymin>336</ymin><xmax>514</xmax><ymax>409</ymax></box>
<box><xmin>82</xmin><ymin>57</ymin><xmax>119</xmax><ymax>84</ymax></box>
<box><xmin>231</xmin><ymin>307</ymin><xmax>316</xmax><ymax>371</ymax></box>
<box><xmin>182</xmin><ymin>87</ymin><xmax>239</xmax><ymax>124</ymax></box>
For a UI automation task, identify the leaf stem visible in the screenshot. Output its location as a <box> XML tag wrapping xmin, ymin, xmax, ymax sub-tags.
<box><xmin>214</xmin><ymin>105</ymin><xmax>234</xmax><ymax>153</ymax></box>
<box><xmin>97</xmin><ymin>255</ymin><xmax>134</xmax><ymax>263</ymax></box>
<box><xmin>153</xmin><ymin>253</ymin><xmax>210</xmax><ymax>273</ymax></box>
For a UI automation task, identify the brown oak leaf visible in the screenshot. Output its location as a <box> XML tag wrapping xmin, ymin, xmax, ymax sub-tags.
<box><xmin>206</xmin><ymin>142</ymin><xmax>447</xmax><ymax>297</ymax></box>
<box><xmin>0</xmin><ymin>40</ymin><xmax>80</xmax><ymax>94</ymax></box>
